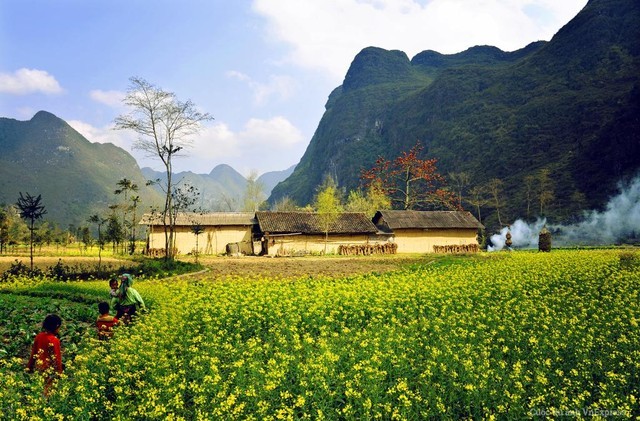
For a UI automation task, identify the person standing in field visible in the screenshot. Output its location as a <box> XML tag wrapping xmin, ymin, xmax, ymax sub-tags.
<box><xmin>111</xmin><ymin>273</ymin><xmax>145</xmax><ymax>323</ymax></box>
<box><xmin>26</xmin><ymin>314</ymin><xmax>63</xmax><ymax>396</ymax></box>
<box><xmin>96</xmin><ymin>301</ymin><xmax>119</xmax><ymax>340</ymax></box>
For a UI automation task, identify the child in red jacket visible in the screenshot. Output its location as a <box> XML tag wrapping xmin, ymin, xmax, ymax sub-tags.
<box><xmin>96</xmin><ymin>301</ymin><xmax>119</xmax><ymax>340</ymax></box>
<box><xmin>26</xmin><ymin>314</ymin><xmax>63</xmax><ymax>396</ymax></box>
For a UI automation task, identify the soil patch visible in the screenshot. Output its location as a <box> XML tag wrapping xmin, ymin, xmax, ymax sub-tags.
<box><xmin>187</xmin><ymin>254</ymin><xmax>432</xmax><ymax>280</ymax></box>
<box><xmin>0</xmin><ymin>256</ymin><xmax>133</xmax><ymax>274</ymax></box>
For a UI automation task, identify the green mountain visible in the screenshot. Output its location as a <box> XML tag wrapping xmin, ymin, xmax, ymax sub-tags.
<box><xmin>258</xmin><ymin>165</ymin><xmax>296</xmax><ymax>194</ymax></box>
<box><xmin>0</xmin><ymin>111</ymin><xmax>294</xmax><ymax>228</ymax></box>
<box><xmin>269</xmin><ymin>0</ymin><xmax>640</xmax><ymax>232</ymax></box>
<box><xmin>142</xmin><ymin>165</ymin><xmax>246</xmax><ymax>211</ymax></box>
<box><xmin>0</xmin><ymin>111</ymin><xmax>163</xmax><ymax>228</ymax></box>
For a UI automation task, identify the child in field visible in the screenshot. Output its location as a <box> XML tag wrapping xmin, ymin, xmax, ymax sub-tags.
<box><xmin>26</xmin><ymin>314</ymin><xmax>63</xmax><ymax>396</ymax></box>
<box><xmin>96</xmin><ymin>301</ymin><xmax>119</xmax><ymax>340</ymax></box>
<box><xmin>109</xmin><ymin>278</ymin><xmax>121</xmax><ymax>315</ymax></box>
<box><xmin>109</xmin><ymin>278</ymin><xmax>119</xmax><ymax>298</ymax></box>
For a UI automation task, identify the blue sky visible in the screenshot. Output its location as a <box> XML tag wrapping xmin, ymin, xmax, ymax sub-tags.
<box><xmin>1</xmin><ymin>0</ymin><xmax>587</xmax><ymax>176</ymax></box>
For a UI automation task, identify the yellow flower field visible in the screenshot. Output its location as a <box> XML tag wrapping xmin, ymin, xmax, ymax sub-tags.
<box><xmin>1</xmin><ymin>250</ymin><xmax>639</xmax><ymax>419</ymax></box>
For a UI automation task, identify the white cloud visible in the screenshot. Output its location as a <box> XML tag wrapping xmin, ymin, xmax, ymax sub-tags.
<box><xmin>67</xmin><ymin>119</ymin><xmax>136</xmax><ymax>154</ymax></box>
<box><xmin>0</xmin><ymin>68</ymin><xmax>63</xmax><ymax>95</ymax></box>
<box><xmin>252</xmin><ymin>0</ymin><xmax>588</xmax><ymax>82</ymax></box>
<box><xmin>183</xmin><ymin>116</ymin><xmax>305</xmax><ymax>175</ymax></box>
<box><xmin>68</xmin><ymin>116</ymin><xmax>305</xmax><ymax>177</ymax></box>
<box><xmin>226</xmin><ymin>71</ymin><xmax>297</xmax><ymax>105</ymax></box>
<box><xmin>89</xmin><ymin>89</ymin><xmax>126</xmax><ymax>108</ymax></box>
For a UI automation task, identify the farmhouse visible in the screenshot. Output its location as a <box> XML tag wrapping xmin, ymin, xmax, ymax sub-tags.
<box><xmin>372</xmin><ymin>210</ymin><xmax>483</xmax><ymax>253</ymax></box>
<box><xmin>140</xmin><ymin>212</ymin><xmax>256</xmax><ymax>256</ymax></box>
<box><xmin>255</xmin><ymin>211</ymin><xmax>379</xmax><ymax>256</ymax></box>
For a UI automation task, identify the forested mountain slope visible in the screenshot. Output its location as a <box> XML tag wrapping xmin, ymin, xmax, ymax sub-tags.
<box><xmin>270</xmin><ymin>0</ymin><xmax>640</xmax><ymax>231</ymax></box>
<box><xmin>0</xmin><ymin>111</ymin><xmax>161</xmax><ymax>228</ymax></box>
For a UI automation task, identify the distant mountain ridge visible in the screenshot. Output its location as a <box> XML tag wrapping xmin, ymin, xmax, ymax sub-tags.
<box><xmin>269</xmin><ymin>0</ymin><xmax>640</xmax><ymax>231</ymax></box>
<box><xmin>142</xmin><ymin>164</ymin><xmax>294</xmax><ymax>211</ymax></box>
<box><xmin>0</xmin><ymin>112</ymin><xmax>292</xmax><ymax>227</ymax></box>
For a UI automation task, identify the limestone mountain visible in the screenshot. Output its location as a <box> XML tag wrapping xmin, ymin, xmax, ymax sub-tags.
<box><xmin>0</xmin><ymin>111</ymin><xmax>162</xmax><ymax>228</ymax></box>
<box><xmin>269</xmin><ymin>0</ymin><xmax>640</xmax><ymax>231</ymax></box>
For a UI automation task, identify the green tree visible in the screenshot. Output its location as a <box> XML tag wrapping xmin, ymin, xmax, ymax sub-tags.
<box><xmin>314</xmin><ymin>178</ymin><xmax>343</xmax><ymax>254</ymax></box>
<box><xmin>190</xmin><ymin>223</ymin><xmax>205</xmax><ymax>263</ymax></box>
<box><xmin>80</xmin><ymin>226</ymin><xmax>92</xmax><ymax>251</ymax></box>
<box><xmin>129</xmin><ymin>195</ymin><xmax>141</xmax><ymax>255</ymax></box>
<box><xmin>16</xmin><ymin>192</ymin><xmax>47</xmax><ymax>271</ymax></box>
<box><xmin>345</xmin><ymin>180</ymin><xmax>391</xmax><ymax>217</ymax></box>
<box><xmin>0</xmin><ymin>206</ymin><xmax>9</xmax><ymax>254</ymax></box>
<box><xmin>114</xmin><ymin>77</ymin><xmax>213</xmax><ymax>260</ymax></box>
<box><xmin>104</xmin><ymin>214</ymin><xmax>124</xmax><ymax>254</ymax></box>
<box><xmin>114</xmin><ymin>178</ymin><xmax>139</xmax><ymax>253</ymax></box>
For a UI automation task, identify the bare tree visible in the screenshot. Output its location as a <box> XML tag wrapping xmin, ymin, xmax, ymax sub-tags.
<box><xmin>88</xmin><ymin>214</ymin><xmax>107</xmax><ymax>271</ymax></box>
<box><xmin>271</xmin><ymin>196</ymin><xmax>298</xmax><ymax>212</ymax></box>
<box><xmin>524</xmin><ymin>175</ymin><xmax>536</xmax><ymax>220</ymax></box>
<box><xmin>114</xmin><ymin>77</ymin><xmax>213</xmax><ymax>260</ymax></box>
<box><xmin>487</xmin><ymin>178</ymin><xmax>505</xmax><ymax>227</ymax></box>
<box><xmin>243</xmin><ymin>170</ymin><xmax>267</xmax><ymax>212</ymax></box>
<box><xmin>448</xmin><ymin>172</ymin><xmax>470</xmax><ymax>208</ymax></box>
<box><xmin>537</xmin><ymin>168</ymin><xmax>555</xmax><ymax>216</ymax></box>
<box><xmin>467</xmin><ymin>185</ymin><xmax>488</xmax><ymax>225</ymax></box>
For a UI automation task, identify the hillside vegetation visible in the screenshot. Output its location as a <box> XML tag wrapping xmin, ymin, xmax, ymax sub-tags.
<box><xmin>270</xmin><ymin>0</ymin><xmax>640</xmax><ymax>233</ymax></box>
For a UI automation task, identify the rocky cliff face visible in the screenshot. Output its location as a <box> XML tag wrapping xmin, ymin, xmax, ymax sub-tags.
<box><xmin>269</xmin><ymin>0</ymin><xmax>640</xmax><ymax>231</ymax></box>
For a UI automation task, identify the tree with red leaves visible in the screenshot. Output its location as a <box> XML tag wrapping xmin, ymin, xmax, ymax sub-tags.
<box><xmin>360</xmin><ymin>142</ymin><xmax>458</xmax><ymax>211</ymax></box>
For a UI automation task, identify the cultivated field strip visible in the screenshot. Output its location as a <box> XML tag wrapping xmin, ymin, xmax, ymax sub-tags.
<box><xmin>1</xmin><ymin>250</ymin><xmax>639</xmax><ymax>419</ymax></box>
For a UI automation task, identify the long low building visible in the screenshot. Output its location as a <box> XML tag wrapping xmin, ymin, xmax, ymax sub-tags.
<box><xmin>140</xmin><ymin>212</ymin><xmax>256</xmax><ymax>256</ymax></box>
<box><xmin>139</xmin><ymin>210</ymin><xmax>484</xmax><ymax>256</ymax></box>
<box><xmin>372</xmin><ymin>210</ymin><xmax>483</xmax><ymax>253</ymax></box>
<box><xmin>255</xmin><ymin>211</ymin><xmax>379</xmax><ymax>256</ymax></box>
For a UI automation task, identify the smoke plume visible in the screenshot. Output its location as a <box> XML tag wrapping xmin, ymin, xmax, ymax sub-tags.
<box><xmin>488</xmin><ymin>176</ymin><xmax>640</xmax><ymax>251</ymax></box>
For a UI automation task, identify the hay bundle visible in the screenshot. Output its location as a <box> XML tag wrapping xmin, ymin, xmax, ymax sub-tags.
<box><xmin>538</xmin><ymin>227</ymin><xmax>551</xmax><ymax>252</ymax></box>
<box><xmin>338</xmin><ymin>243</ymin><xmax>398</xmax><ymax>255</ymax></box>
<box><xmin>433</xmin><ymin>244</ymin><xmax>480</xmax><ymax>254</ymax></box>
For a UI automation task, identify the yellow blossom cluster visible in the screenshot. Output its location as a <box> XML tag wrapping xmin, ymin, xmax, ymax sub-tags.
<box><xmin>0</xmin><ymin>249</ymin><xmax>639</xmax><ymax>419</ymax></box>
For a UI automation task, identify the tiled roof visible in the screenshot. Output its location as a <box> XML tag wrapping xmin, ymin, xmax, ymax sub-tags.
<box><xmin>256</xmin><ymin>211</ymin><xmax>378</xmax><ymax>234</ymax></box>
<box><xmin>140</xmin><ymin>212</ymin><xmax>256</xmax><ymax>226</ymax></box>
<box><xmin>373</xmin><ymin>210</ymin><xmax>483</xmax><ymax>231</ymax></box>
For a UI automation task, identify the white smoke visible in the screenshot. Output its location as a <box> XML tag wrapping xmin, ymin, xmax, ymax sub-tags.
<box><xmin>488</xmin><ymin>176</ymin><xmax>640</xmax><ymax>251</ymax></box>
<box><xmin>488</xmin><ymin>218</ymin><xmax>547</xmax><ymax>251</ymax></box>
